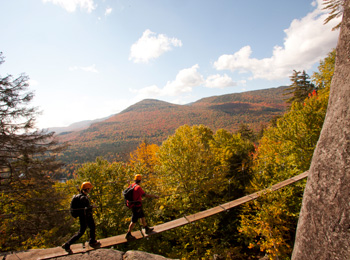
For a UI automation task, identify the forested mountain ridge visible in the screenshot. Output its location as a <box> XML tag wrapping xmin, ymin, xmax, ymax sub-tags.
<box><xmin>192</xmin><ymin>85</ymin><xmax>288</xmax><ymax>105</ymax></box>
<box><xmin>57</xmin><ymin>86</ymin><xmax>289</xmax><ymax>164</ymax></box>
<box><xmin>119</xmin><ymin>98</ymin><xmax>179</xmax><ymax>113</ymax></box>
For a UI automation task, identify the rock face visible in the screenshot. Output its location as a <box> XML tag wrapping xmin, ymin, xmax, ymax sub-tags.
<box><xmin>292</xmin><ymin>1</ymin><xmax>350</xmax><ymax>259</ymax></box>
<box><xmin>123</xmin><ymin>250</ymin><xmax>179</xmax><ymax>260</ymax></box>
<box><xmin>56</xmin><ymin>249</ymin><xmax>124</xmax><ymax>259</ymax></box>
<box><xmin>55</xmin><ymin>249</ymin><xmax>179</xmax><ymax>260</ymax></box>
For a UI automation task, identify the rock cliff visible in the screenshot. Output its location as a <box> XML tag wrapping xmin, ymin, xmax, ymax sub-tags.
<box><xmin>292</xmin><ymin>0</ymin><xmax>350</xmax><ymax>259</ymax></box>
<box><xmin>53</xmin><ymin>249</ymin><xmax>178</xmax><ymax>260</ymax></box>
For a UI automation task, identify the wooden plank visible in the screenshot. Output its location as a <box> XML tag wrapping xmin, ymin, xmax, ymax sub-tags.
<box><xmin>143</xmin><ymin>217</ymin><xmax>189</xmax><ymax>238</ymax></box>
<box><xmin>271</xmin><ymin>178</ymin><xmax>296</xmax><ymax>191</ymax></box>
<box><xmin>96</xmin><ymin>230</ymin><xmax>143</xmax><ymax>248</ymax></box>
<box><xmin>221</xmin><ymin>194</ymin><xmax>256</xmax><ymax>210</ymax></box>
<box><xmin>151</xmin><ymin>217</ymin><xmax>189</xmax><ymax>233</ymax></box>
<box><xmin>292</xmin><ymin>171</ymin><xmax>309</xmax><ymax>181</ymax></box>
<box><xmin>185</xmin><ymin>206</ymin><xmax>225</xmax><ymax>222</ymax></box>
<box><xmin>271</xmin><ymin>171</ymin><xmax>309</xmax><ymax>191</ymax></box>
<box><xmin>247</xmin><ymin>192</ymin><xmax>261</xmax><ymax>200</ymax></box>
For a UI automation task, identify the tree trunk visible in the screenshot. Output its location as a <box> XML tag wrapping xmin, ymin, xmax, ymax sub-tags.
<box><xmin>292</xmin><ymin>1</ymin><xmax>350</xmax><ymax>259</ymax></box>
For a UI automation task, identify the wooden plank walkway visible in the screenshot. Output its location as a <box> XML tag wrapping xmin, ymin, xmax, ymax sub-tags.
<box><xmin>4</xmin><ymin>171</ymin><xmax>308</xmax><ymax>260</ymax></box>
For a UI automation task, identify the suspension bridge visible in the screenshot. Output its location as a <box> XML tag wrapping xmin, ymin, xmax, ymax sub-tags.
<box><xmin>2</xmin><ymin>171</ymin><xmax>308</xmax><ymax>260</ymax></box>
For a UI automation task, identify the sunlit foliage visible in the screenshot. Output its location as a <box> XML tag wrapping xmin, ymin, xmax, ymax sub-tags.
<box><xmin>239</xmin><ymin>50</ymin><xmax>335</xmax><ymax>259</ymax></box>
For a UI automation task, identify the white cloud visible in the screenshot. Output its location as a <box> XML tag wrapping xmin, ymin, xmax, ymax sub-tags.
<box><xmin>162</xmin><ymin>64</ymin><xmax>204</xmax><ymax>95</ymax></box>
<box><xmin>69</xmin><ymin>64</ymin><xmax>98</xmax><ymax>73</ymax></box>
<box><xmin>42</xmin><ymin>0</ymin><xmax>96</xmax><ymax>13</ymax></box>
<box><xmin>105</xmin><ymin>7</ymin><xmax>112</xmax><ymax>16</ymax></box>
<box><xmin>214</xmin><ymin>0</ymin><xmax>340</xmax><ymax>80</ymax></box>
<box><xmin>130</xmin><ymin>64</ymin><xmax>204</xmax><ymax>99</ymax></box>
<box><xmin>205</xmin><ymin>74</ymin><xmax>237</xmax><ymax>88</ymax></box>
<box><xmin>131</xmin><ymin>65</ymin><xmax>239</xmax><ymax>100</ymax></box>
<box><xmin>129</xmin><ymin>29</ymin><xmax>182</xmax><ymax>63</ymax></box>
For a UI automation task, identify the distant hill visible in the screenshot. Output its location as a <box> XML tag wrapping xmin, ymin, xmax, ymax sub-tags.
<box><xmin>57</xmin><ymin>86</ymin><xmax>289</xmax><ymax>164</ymax></box>
<box><xmin>48</xmin><ymin>116</ymin><xmax>111</xmax><ymax>134</ymax></box>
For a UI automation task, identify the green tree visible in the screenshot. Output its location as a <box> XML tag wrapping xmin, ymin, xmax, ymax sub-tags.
<box><xmin>236</xmin><ymin>123</ymin><xmax>256</xmax><ymax>143</ymax></box>
<box><xmin>155</xmin><ymin>125</ymin><xmax>224</xmax><ymax>258</ymax></box>
<box><xmin>284</xmin><ymin>70</ymin><xmax>316</xmax><ymax>105</ymax></box>
<box><xmin>239</xmin><ymin>85</ymin><xmax>330</xmax><ymax>259</ymax></box>
<box><xmin>209</xmin><ymin>129</ymin><xmax>255</xmax><ymax>258</ymax></box>
<box><xmin>211</xmin><ymin>129</ymin><xmax>255</xmax><ymax>199</ymax></box>
<box><xmin>312</xmin><ymin>49</ymin><xmax>336</xmax><ymax>91</ymax></box>
<box><xmin>153</xmin><ymin>125</ymin><xmax>255</xmax><ymax>259</ymax></box>
<box><xmin>157</xmin><ymin>125</ymin><xmax>225</xmax><ymax>213</ymax></box>
<box><xmin>0</xmin><ymin>53</ymin><xmax>68</xmax><ymax>251</ymax></box>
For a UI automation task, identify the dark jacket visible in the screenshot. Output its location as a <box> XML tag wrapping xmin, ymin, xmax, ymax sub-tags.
<box><xmin>79</xmin><ymin>191</ymin><xmax>93</xmax><ymax>216</ymax></box>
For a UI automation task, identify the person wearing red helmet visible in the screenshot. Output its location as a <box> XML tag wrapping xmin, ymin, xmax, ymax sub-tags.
<box><xmin>62</xmin><ymin>182</ymin><xmax>101</xmax><ymax>254</ymax></box>
<box><xmin>125</xmin><ymin>174</ymin><xmax>159</xmax><ymax>240</ymax></box>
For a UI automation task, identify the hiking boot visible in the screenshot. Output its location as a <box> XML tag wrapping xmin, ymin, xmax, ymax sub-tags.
<box><xmin>61</xmin><ymin>243</ymin><xmax>73</xmax><ymax>254</ymax></box>
<box><xmin>125</xmin><ymin>232</ymin><xmax>136</xmax><ymax>240</ymax></box>
<box><xmin>144</xmin><ymin>226</ymin><xmax>154</xmax><ymax>234</ymax></box>
<box><xmin>89</xmin><ymin>241</ymin><xmax>101</xmax><ymax>248</ymax></box>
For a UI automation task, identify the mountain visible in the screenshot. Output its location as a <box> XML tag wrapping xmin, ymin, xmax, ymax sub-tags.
<box><xmin>47</xmin><ymin>116</ymin><xmax>112</xmax><ymax>134</ymax></box>
<box><xmin>57</xmin><ymin>86</ymin><xmax>289</xmax><ymax>164</ymax></box>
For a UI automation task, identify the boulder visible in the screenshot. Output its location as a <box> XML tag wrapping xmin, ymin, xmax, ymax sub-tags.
<box><xmin>124</xmin><ymin>250</ymin><xmax>179</xmax><ymax>260</ymax></box>
<box><xmin>56</xmin><ymin>249</ymin><xmax>124</xmax><ymax>260</ymax></box>
<box><xmin>52</xmin><ymin>249</ymin><xmax>178</xmax><ymax>260</ymax></box>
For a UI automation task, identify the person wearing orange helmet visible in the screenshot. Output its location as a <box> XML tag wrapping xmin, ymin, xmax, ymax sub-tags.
<box><xmin>125</xmin><ymin>174</ymin><xmax>159</xmax><ymax>240</ymax></box>
<box><xmin>62</xmin><ymin>181</ymin><xmax>101</xmax><ymax>254</ymax></box>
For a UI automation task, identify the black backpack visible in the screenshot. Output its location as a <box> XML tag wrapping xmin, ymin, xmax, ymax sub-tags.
<box><xmin>70</xmin><ymin>194</ymin><xmax>83</xmax><ymax>218</ymax></box>
<box><xmin>123</xmin><ymin>184</ymin><xmax>136</xmax><ymax>207</ymax></box>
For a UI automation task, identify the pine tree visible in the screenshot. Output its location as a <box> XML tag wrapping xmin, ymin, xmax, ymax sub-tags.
<box><xmin>0</xmin><ymin>52</ymin><xmax>69</xmax><ymax>251</ymax></box>
<box><xmin>284</xmin><ymin>70</ymin><xmax>316</xmax><ymax>105</ymax></box>
<box><xmin>236</xmin><ymin>123</ymin><xmax>256</xmax><ymax>142</ymax></box>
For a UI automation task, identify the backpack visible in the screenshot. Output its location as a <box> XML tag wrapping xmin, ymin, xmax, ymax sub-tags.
<box><xmin>70</xmin><ymin>194</ymin><xmax>83</xmax><ymax>218</ymax></box>
<box><xmin>123</xmin><ymin>184</ymin><xmax>136</xmax><ymax>208</ymax></box>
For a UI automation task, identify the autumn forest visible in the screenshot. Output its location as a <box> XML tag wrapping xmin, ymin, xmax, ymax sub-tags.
<box><xmin>0</xmin><ymin>49</ymin><xmax>335</xmax><ymax>259</ymax></box>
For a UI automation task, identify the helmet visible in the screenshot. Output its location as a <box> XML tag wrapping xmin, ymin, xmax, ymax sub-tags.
<box><xmin>81</xmin><ymin>181</ymin><xmax>93</xmax><ymax>190</ymax></box>
<box><xmin>134</xmin><ymin>174</ymin><xmax>142</xmax><ymax>181</ymax></box>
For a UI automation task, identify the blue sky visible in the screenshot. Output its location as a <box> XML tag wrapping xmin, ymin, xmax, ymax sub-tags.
<box><xmin>0</xmin><ymin>0</ymin><xmax>340</xmax><ymax>129</ymax></box>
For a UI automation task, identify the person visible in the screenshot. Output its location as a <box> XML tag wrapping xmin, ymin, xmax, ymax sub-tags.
<box><xmin>62</xmin><ymin>182</ymin><xmax>101</xmax><ymax>254</ymax></box>
<box><xmin>125</xmin><ymin>174</ymin><xmax>159</xmax><ymax>240</ymax></box>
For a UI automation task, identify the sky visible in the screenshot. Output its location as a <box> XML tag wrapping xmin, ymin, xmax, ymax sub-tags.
<box><xmin>0</xmin><ymin>0</ymin><xmax>341</xmax><ymax>129</ymax></box>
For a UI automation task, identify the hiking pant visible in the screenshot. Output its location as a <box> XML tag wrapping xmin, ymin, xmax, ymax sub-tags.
<box><xmin>67</xmin><ymin>213</ymin><xmax>96</xmax><ymax>245</ymax></box>
<box><xmin>131</xmin><ymin>206</ymin><xmax>145</xmax><ymax>223</ymax></box>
